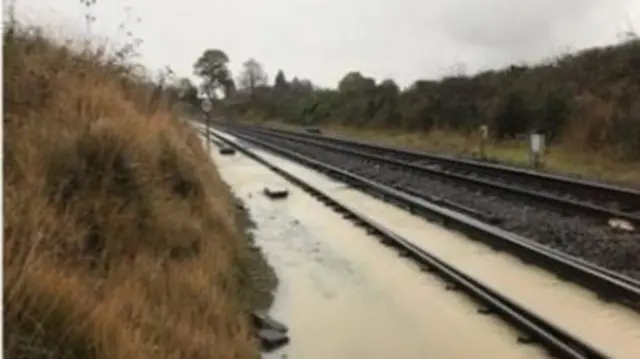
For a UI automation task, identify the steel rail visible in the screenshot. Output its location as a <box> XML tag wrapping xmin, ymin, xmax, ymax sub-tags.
<box><xmin>222</xmin><ymin>124</ymin><xmax>640</xmax><ymax>289</ymax></box>
<box><xmin>253</xmin><ymin>124</ymin><xmax>640</xmax><ymax>214</ymax></box>
<box><xmin>214</xmin><ymin>125</ymin><xmax>640</xmax><ymax>309</ymax></box>
<box><xmin>238</xmin><ymin>124</ymin><xmax>640</xmax><ymax>226</ymax></box>
<box><xmin>207</xmin><ymin>127</ymin><xmax>610</xmax><ymax>359</ymax></box>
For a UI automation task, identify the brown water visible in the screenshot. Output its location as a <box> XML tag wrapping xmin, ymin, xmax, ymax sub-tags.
<box><xmin>207</xmin><ymin>130</ymin><xmax>640</xmax><ymax>359</ymax></box>
<box><xmin>208</xmin><ymin>134</ymin><xmax>547</xmax><ymax>359</ymax></box>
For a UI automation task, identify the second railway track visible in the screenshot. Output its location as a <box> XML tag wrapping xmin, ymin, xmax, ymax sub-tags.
<box><xmin>200</xmin><ymin>123</ymin><xmax>640</xmax><ymax>358</ymax></box>
<box><xmin>217</xmin><ymin>122</ymin><xmax>640</xmax><ymax>282</ymax></box>
<box><xmin>258</xmin><ymin>125</ymin><xmax>640</xmax><ymax>220</ymax></box>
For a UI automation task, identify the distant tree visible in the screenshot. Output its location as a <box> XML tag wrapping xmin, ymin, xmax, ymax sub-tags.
<box><xmin>290</xmin><ymin>77</ymin><xmax>314</xmax><ymax>94</ymax></box>
<box><xmin>146</xmin><ymin>66</ymin><xmax>175</xmax><ymax>114</ymax></box>
<box><xmin>373</xmin><ymin>79</ymin><xmax>400</xmax><ymax>126</ymax></box>
<box><xmin>494</xmin><ymin>91</ymin><xmax>530</xmax><ymax>139</ymax></box>
<box><xmin>238</xmin><ymin>58</ymin><xmax>268</xmax><ymax>100</ymax></box>
<box><xmin>176</xmin><ymin>77</ymin><xmax>200</xmax><ymax>106</ymax></box>
<box><xmin>338</xmin><ymin>71</ymin><xmax>375</xmax><ymax>94</ymax></box>
<box><xmin>274</xmin><ymin>70</ymin><xmax>289</xmax><ymax>91</ymax></box>
<box><xmin>536</xmin><ymin>92</ymin><xmax>570</xmax><ymax>141</ymax></box>
<box><xmin>193</xmin><ymin>49</ymin><xmax>234</xmax><ymax>100</ymax></box>
<box><xmin>378</xmin><ymin>79</ymin><xmax>399</xmax><ymax>96</ymax></box>
<box><xmin>335</xmin><ymin>72</ymin><xmax>377</xmax><ymax>125</ymax></box>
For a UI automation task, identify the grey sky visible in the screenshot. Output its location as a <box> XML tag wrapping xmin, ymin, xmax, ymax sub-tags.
<box><xmin>14</xmin><ymin>0</ymin><xmax>640</xmax><ymax>88</ymax></box>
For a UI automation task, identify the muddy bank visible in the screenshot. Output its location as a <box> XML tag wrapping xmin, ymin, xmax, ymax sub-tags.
<box><xmin>197</xmin><ymin>125</ymin><xmax>278</xmax><ymax>312</ymax></box>
<box><xmin>233</xmin><ymin>193</ymin><xmax>278</xmax><ymax>313</ymax></box>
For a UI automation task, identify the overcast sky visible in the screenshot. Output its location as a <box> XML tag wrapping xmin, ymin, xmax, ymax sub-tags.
<box><xmin>13</xmin><ymin>0</ymin><xmax>640</xmax><ymax>88</ymax></box>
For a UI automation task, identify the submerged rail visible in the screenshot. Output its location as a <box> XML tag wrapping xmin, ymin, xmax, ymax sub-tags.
<box><xmin>212</xmin><ymin>124</ymin><xmax>640</xmax><ymax>305</ymax></box>
<box><xmin>206</xmin><ymin>127</ymin><xmax>611</xmax><ymax>358</ymax></box>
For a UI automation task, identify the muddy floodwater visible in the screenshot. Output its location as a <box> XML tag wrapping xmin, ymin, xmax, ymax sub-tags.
<box><xmin>207</xmin><ymin>136</ymin><xmax>547</xmax><ymax>359</ymax></box>
<box><xmin>252</xmin><ymin>157</ymin><xmax>640</xmax><ymax>358</ymax></box>
<box><xmin>206</xmin><ymin>129</ymin><xmax>640</xmax><ymax>359</ymax></box>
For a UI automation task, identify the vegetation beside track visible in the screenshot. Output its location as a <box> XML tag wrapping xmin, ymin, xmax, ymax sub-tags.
<box><xmin>3</xmin><ymin>22</ymin><xmax>274</xmax><ymax>359</ymax></box>
<box><xmin>183</xmin><ymin>38</ymin><xmax>640</xmax><ymax>185</ymax></box>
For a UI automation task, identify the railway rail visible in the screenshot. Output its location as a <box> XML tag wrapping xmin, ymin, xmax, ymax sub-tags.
<box><xmin>207</xmin><ymin>123</ymin><xmax>640</xmax><ymax>297</ymax></box>
<box><xmin>214</xmin><ymin>122</ymin><xmax>640</xmax><ymax>282</ymax></box>
<box><xmin>242</xmin><ymin>124</ymin><xmax>640</xmax><ymax>225</ymax></box>
<box><xmin>203</xmin><ymin>126</ymin><xmax>623</xmax><ymax>358</ymax></box>
<box><xmin>267</xmin><ymin>125</ymin><xmax>640</xmax><ymax>213</ymax></box>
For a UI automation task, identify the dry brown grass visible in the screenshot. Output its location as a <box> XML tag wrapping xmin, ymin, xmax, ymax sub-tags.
<box><xmin>4</xmin><ymin>25</ymin><xmax>261</xmax><ymax>358</ymax></box>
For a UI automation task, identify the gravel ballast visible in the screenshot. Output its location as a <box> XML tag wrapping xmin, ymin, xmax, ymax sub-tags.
<box><xmin>243</xmin><ymin>131</ymin><xmax>640</xmax><ymax>280</ymax></box>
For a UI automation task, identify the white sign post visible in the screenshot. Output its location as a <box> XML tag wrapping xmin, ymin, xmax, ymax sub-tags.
<box><xmin>479</xmin><ymin>124</ymin><xmax>489</xmax><ymax>160</ymax></box>
<box><xmin>529</xmin><ymin>133</ymin><xmax>545</xmax><ymax>168</ymax></box>
<box><xmin>201</xmin><ymin>99</ymin><xmax>213</xmax><ymax>150</ymax></box>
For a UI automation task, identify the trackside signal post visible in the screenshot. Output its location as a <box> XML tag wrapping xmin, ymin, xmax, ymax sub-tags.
<box><xmin>201</xmin><ymin>98</ymin><xmax>213</xmax><ymax>150</ymax></box>
<box><xmin>529</xmin><ymin>133</ymin><xmax>545</xmax><ymax>168</ymax></box>
<box><xmin>479</xmin><ymin>124</ymin><xmax>489</xmax><ymax>160</ymax></box>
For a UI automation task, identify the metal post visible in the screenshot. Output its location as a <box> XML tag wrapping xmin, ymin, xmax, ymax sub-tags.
<box><xmin>201</xmin><ymin>98</ymin><xmax>213</xmax><ymax>151</ymax></box>
<box><xmin>529</xmin><ymin>133</ymin><xmax>545</xmax><ymax>168</ymax></box>
<box><xmin>206</xmin><ymin>113</ymin><xmax>212</xmax><ymax>151</ymax></box>
<box><xmin>479</xmin><ymin>125</ymin><xmax>488</xmax><ymax>160</ymax></box>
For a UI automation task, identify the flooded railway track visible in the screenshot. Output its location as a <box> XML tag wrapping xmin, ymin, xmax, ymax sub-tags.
<box><xmin>198</xmin><ymin>123</ymin><xmax>640</xmax><ymax>358</ymax></box>
<box><xmin>218</xmin><ymin>123</ymin><xmax>640</xmax><ymax>282</ymax></box>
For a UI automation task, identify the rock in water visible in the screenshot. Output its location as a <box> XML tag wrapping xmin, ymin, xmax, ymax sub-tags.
<box><xmin>264</xmin><ymin>186</ymin><xmax>289</xmax><ymax>200</ymax></box>
<box><xmin>252</xmin><ymin>311</ymin><xmax>289</xmax><ymax>351</ymax></box>
<box><xmin>219</xmin><ymin>146</ymin><xmax>236</xmax><ymax>155</ymax></box>
<box><xmin>258</xmin><ymin>328</ymin><xmax>290</xmax><ymax>351</ymax></box>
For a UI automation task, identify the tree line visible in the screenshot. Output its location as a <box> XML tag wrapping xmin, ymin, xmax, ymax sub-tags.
<box><xmin>178</xmin><ymin>41</ymin><xmax>640</xmax><ymax>160</ymax></box>
<box><xmin>175</xmin><ymin>49</ymin><xmax>269</xmax><ymax>108</ymax></box>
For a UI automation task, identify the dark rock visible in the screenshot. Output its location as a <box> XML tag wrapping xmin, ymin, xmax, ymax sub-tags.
<box><xmin>252</xmin><ymin>311</ymin><xmax>290</xmax><ymax>351</ymax></box>
<box><xmin>304</xmin><ymin>127</ymin><xmax>322</xmax><ymax>134</ymax></box>
<box><xmin>219</xmin><ymin>146</ymin><xmax>236</xmax><ymax>155</ymax></box>
<box><xmin>252</xmin><ymin>311</ymin><xmax>288</xmax><ymax>333</ymax></box>
<box><xmin>258</xmin><ymin>328</ymin><xmax>290</xmax><ymax>351</ymax></box>
<box><xmin>264</xmin><ymin>186</ymin><xmax>289</xmax><ymax>200</ymax></box>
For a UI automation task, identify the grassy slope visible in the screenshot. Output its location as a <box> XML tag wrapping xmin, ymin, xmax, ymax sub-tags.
<box><xmin>4</xmin><ymin>26</ymin><xmax>266</xmax><ymax>358</ymax></box>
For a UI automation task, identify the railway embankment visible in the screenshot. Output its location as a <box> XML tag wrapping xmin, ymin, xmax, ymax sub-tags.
<box><xmin>4</xmin><ymin>24</ymin><xmax>275</xmax><ymax>359</ymax></box>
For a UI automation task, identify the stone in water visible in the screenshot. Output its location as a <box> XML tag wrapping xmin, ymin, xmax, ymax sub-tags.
<box><xmin>219</xmin><ymin>146</ymin><xmax>235</xmax><ymax>155</ymax></box>
<box><xmin>264</xmin><ymin>186</ymin><xmax>289</xmax><ymax>199</ymax></box>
